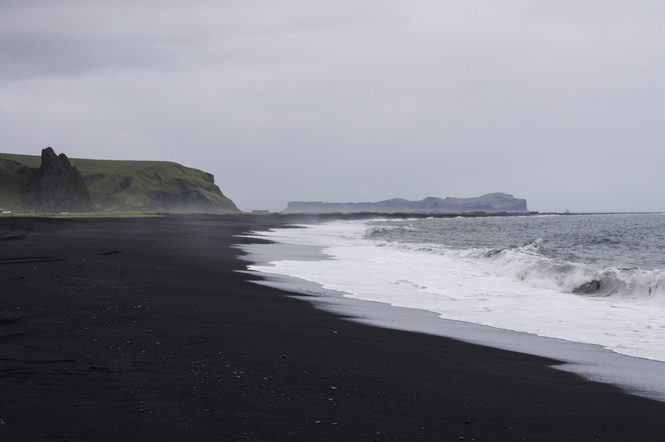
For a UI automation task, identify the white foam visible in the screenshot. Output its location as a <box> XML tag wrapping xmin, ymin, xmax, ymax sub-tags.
<box><xmin>246</xmin><ymin>220</ymin><xmax>665</xmax><ymax>363</ymax></box>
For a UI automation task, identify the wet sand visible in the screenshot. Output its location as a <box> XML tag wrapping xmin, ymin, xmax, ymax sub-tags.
<box><xmin>2</xmin><ymin>215</ymin><xmax>665</xmax><ymax>441</ymax></box>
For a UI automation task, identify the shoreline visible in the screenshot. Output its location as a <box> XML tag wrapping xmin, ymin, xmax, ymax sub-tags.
<box><xmin>3</xmin><ymin>215</ymin><xmax>665</xmax><ymax>440</ymax></box>
<box><xmin>238</xmin><ymin>232</ymin><xmax>665</xmax><ymax>402</ymax></box>
<box><xmin>245</xmin><ymin>270</ymin><xmax>665</xmax><ymax>402</ymax></box>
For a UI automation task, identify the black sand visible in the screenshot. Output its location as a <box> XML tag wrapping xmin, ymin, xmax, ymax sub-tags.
<box><xmin>1</xmin><ymin>215</ymin><xmax>665</xmax><ymax>441</ymax></box>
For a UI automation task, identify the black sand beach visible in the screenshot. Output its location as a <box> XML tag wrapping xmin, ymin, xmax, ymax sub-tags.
<box><xmin>2</xmin><ymin>215</ymin><xmax>665</xmax><ymax>441</ymax></box>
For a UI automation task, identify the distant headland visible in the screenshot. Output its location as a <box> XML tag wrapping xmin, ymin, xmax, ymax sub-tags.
<box><xmin>1</xmin><ymin>148</ymin><xmax>529</xmax><ymax>216</ymax></box>
<box><xmin>0</xmin><ymin>148</ymin><xmax>239</xmax><ymax>213</ymax></box>
<box><xmin>283</xmin><ymin>193</ymin><xmax>528</xmax><ymax>214</ymax></box>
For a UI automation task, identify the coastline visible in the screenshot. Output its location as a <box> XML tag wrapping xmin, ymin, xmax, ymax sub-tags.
<box><xmin>239</xmin><ymin>231</ymin><xmax>665</xmax><ymax>402</ymax></box>
<box><xmin>2</xmin><ymin>215</ymin><xmax>665</xmax><ymax>440</ymax></box>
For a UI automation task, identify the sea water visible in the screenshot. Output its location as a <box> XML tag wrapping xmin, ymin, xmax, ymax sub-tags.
<box><xmin>245</xmin><ymin>214</ymin><xmax>665</xmax><ymax>363</ymax></box>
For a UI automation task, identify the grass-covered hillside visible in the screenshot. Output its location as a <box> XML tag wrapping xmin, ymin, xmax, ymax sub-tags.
<box><xmin>0</xmin><ymin>152</ymin><xmax>239</xmax><ymax>213</ymax></box>
<box><xmin>0</xmin><ymin>153</ymin><xmax>40</xmax><ymax>210</ymax></box>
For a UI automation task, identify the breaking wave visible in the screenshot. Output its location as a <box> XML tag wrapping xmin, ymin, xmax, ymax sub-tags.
<box><xmin>247</xmin><ymin>215</ymin><xmax>665</xmax><ymax>361</ymax></box>
<box><xmin>474</xmin><ymin>240</ymin><xmax>665</xmax><ymax>303</ymax></box>
<box><xmin>364</xmin><ymin>220</ymin><xmax>665</xmax><ymax>304</ymax></box>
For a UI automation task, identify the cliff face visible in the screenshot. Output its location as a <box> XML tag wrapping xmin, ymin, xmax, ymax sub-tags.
<box><xmin>283</xmin><ymin>193</ymin><xmax>528</xmax><ymax>214</ymax></box>
<box><xmin>0</xmin><ymin>150</ymin><xmax>239</xmax><ymax>213</ymax></box>
<box><xmin>75</xmin><ymin>160</ymin><xmax>239</xmax><ymax>213</ymax></box>
<box><xmin>32</xmin><ymin>148</ymin><xmax>96</xmax><ymax>213</ymax></box>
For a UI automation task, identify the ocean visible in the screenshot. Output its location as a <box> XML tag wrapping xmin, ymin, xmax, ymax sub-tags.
<box><xmin>241</xmin><ymin>213</ymin><xmax>665</xmax><ymax>397</ymax></box>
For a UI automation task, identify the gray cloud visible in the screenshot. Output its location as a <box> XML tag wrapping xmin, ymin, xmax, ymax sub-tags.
<box><xmin>2</xmin><ymin>1</ymin><xmax>665</xmax><ymax>212</ymax></box>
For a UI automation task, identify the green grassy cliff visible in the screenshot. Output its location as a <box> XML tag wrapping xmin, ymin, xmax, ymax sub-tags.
<box><xmin>0</xmin><ymin>150</ymin><xmax>239</xmax><ymax>213</ymax></box>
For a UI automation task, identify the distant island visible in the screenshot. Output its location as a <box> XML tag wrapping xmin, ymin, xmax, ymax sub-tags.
<box><xmin>0</xmin><ymin>148</ymin><xmax>239</xmax><ymax>213</ymax></box>
<box><xmin>283</xmin><ymin>193</ymin><xmax>528</xmax><ymax>214</ymax></box>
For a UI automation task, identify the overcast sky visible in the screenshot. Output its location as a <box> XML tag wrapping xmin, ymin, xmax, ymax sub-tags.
<box><xmin>2</xmin><ymin>1</ymin><xmax>664</xmax><ymax>212</ymax></box>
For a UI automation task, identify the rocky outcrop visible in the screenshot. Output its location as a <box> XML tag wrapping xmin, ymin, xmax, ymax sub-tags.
<box><xmin>32</xmin><ymin>148</ymin><xmax>96</xmax><ymax>213</ymax></box>
<box><xmin>283</xmin><ymin>193</ymin><xmax>528</xmax><ymax>214</ymax></box>
<box><xmin>0</xmin><ymin>149</ymin><xmax>240</xmax><ymax>213</ymax></box>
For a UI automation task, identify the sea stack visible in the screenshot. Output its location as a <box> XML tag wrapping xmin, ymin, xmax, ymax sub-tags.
<box><xmin>33</xmin><ymin>147</ymin><xmax>96</xmax><ymax>213</ymax></box>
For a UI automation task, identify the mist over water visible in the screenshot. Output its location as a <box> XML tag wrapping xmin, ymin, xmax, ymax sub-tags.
<box><xmin>247</xmin><ymin>214</ymin><xmax>665</xmax><ymax>362</ymax></box>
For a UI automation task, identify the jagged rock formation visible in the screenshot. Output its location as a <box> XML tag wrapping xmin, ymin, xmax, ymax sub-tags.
<box><xmin>0</xmin><ymin>148</ymin><xmax>96</xmax><ymax>213</ymax></box>
<box><xmin>32</xmin><ymin>147</ymin><xmax>96</xmax><ymax>213</ymax></box>
<box><xmin>283</xmin><ymin>193</ymin><xmax>528</xmax><ymax>214</ymax></box>
<box><xmin>0</xmin><ymin>149</ymin><xmax>239</xmax><ymax>213</ymax></box>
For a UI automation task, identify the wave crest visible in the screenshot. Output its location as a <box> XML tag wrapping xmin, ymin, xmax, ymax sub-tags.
<box><xmin>479</xmin><ymin>241</ymin><xmax>665</xmax><ymax>303</ymax></box>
